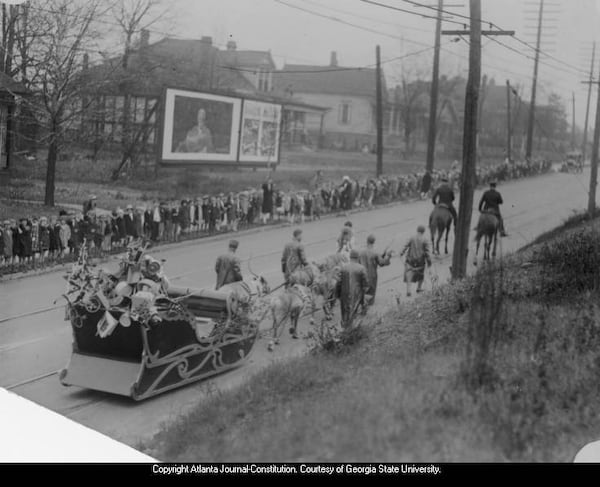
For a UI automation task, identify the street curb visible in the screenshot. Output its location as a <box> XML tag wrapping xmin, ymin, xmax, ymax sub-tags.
<box><xmin>0</xmin><ymin>197</ymin><xmax>413</xmax><ymax>283</ymax></box>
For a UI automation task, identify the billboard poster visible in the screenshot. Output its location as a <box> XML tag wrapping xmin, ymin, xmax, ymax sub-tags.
<box><xmin>160</xmin><ymin>88</ymin><xmax>241</xmax><ymax>163</ymax></box>
<box><xmin>239</xmin><ymin>100</ymin><xmax>282</xmax><ymax>164</ymax></box>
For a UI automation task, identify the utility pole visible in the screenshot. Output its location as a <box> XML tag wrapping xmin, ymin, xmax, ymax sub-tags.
<box><xmin>442</xmin><ymin>2</ymin><xmax>513</xmax><ymax>279</ymax></box>
<box><xmin>376</xmin><ymin>44</ymin><xmax>383</xmax><ymax>177</ymax></box>
<box><xmin>586</xmin><ymin>66</ymin><xmax>600</xmax><ymax>215</ymax></box>
<box><xmin>583</xmin><ymin>41</ymin><xmax>595</xmax><ymax>162</ymax></box>
<box><xmin>506</xmin><ymin>80</ymin><xmax>512</xmax><ymax>162</ymax></box>
<box><xmin>451</xmin><ymin>0</ymin><xmax>480</xmax><ymax>280</ymax></box>
<box><xmin>571</xmin><ymin>91</ymin><xmax>576</xmax><ymax>150</ymax></box>
<box><xmin>525</xmin><ymin>0</ymin><xmax>544</xmax><ymax>161</ymax></box>
<box><xmin>425</xmin><ymin>0</ymin><xmax>443</xmax><ymax>174</ymax></box>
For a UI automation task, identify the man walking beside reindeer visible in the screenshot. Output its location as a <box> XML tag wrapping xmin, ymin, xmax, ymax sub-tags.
<box><xmin>215</xmin><ymin>239</ymin><xmax>243</xmax><ymax>290</ymax></box>
<box><xmin>281</xmin><ymin>228</ymin><xmax>309</xmax><ymax>286</ymax></box>
<box><xmin>337</xmin><ymin>249</ymin><xmax>370</xmax><ymax>330</ymax></box>
<box><xmin>358</xmin><ymin>234</ymin><xmax>391</xmax><ymax>308</ymax></box>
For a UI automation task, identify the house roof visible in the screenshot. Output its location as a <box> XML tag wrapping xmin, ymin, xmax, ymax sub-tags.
<box><xmin>274</xmin><ymin>64</ymin><xmax>381</xmax><ymax>98</ymax></box>
<box><xmin>80</xmin><ymin>38</ymin><xmax>272</xmax><ymax>96</ymax></box>
<box><xmin>219</xmin><ymin>50</ymin><xmax>275</xmax><ymax>69</ymax></box>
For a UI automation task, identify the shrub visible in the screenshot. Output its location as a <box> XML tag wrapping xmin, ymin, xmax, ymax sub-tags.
<box><xmin>537</xmin><ymin>227</ymin><xmax>600</xmax><ymax>297</ymax></box>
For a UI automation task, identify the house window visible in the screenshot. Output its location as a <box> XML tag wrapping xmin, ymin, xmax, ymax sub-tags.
<box><xmin>339</xmin><ymin>101</ymin><xmax>351</xmax><ymax>125</ymax></box>
<box><xmin>257</xmin><ymin>68</ymin><xmax>271</xmax><ymax>92</ymax></box>
<box><xmin>83</xmin><ymin>95</ymin><xmax>159</xmax><ymax>148</ymax></box>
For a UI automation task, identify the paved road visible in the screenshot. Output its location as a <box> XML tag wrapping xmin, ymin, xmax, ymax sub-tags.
<box><xmin>0</xmin><ymin>169</ymin><xmax>594</xmax><ymax>450</ymax></box>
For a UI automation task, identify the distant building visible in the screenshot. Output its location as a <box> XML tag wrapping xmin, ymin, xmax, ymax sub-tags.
<box><xmin>274</xmin><ymin>51</ymin><xmax>388</xmax><ymax>151</ymax></box>
<box><xmin>77</xmin><ymin>31</ymin><xmax>326</xmax><ymax>155</ymax></box>
<box><xmin>0</xmin><ymin>72</ymin><xmax>30</xmax><ymax>169</ymax></box>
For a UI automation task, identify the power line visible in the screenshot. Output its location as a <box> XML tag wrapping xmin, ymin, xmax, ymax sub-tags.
<box><xmin>221</xmin><ymin>44</ymin><xmax>440</xmax><ymax>75</ymax></box>
<box><xmin>486</xmin><ymin>35</ymin><xmax>588</xmax><ymax>79</ymax></box>
<box><xmin>298</xmin><ymin>0</ymin><xmax>433</xmax><ymax>33</ymax></box>
<box><xmin>442</xmin><ymin>41</ymin><xmax>579</xmax><ymax>96</ymax></box>
<box><xmin>395</xmin><ymin>0</ymin><xmax>592</xmax><ymax>79</ymax></box>
<box><xmin>358</xmin><ymin>0</ymin><xmax>467</xmax><ymax>26</ymax></box>
<box><xmin>273</xmin><ymin>0</ymin><xmax>454</xmax><ymax>43</ymax></box>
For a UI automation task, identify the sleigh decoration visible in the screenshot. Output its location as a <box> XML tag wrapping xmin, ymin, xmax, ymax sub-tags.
<box><xmin>59</xmin><ymin>240</ymin><xmax>258</xmax><ymax>401</ymax></box>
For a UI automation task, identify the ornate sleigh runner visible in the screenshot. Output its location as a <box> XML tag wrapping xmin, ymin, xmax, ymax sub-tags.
<box><xmin>59</xmin><ymin>240</ymin><xmax>258</xmax><ymax>401</ymax></box>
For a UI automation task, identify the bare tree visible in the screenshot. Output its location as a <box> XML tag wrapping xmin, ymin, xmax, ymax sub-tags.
<box><xmin>111</xmin><ymin>0</ymin><xmax>169</xmax><ymax>178</ymax></box>
<box><xmin>15</xmin><ymin>0</ymin><xmax>104</xmax><ymax>206</ymax></box>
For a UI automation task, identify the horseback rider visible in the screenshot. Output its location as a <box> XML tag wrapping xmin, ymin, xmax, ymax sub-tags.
<box><xmin>431</xmin><ymin>177</ymin><xmax>457</xmax><ymax>229</ymax></box>
<box><xmin>215</xmin><ymin>239</ymin><xmax>243</xmax><ymax>290</ymax></box>
<box><xmin>281</xmin><ymin>228</ymin><xmax>308</xmax><ymax>285</ymax></box>
<box><xmin>478</xmin><ymin>181</ymin><xmax>508</xmax><ymax>237</ymax></box>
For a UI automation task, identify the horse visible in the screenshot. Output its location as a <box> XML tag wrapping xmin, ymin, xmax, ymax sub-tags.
<box><xmin>429</xmin><ymin>205</ymin><xmax>453</xmax><ymax>255</ymax></box>
<box><xmin>313</xmin><ymin>252</ymin><xmax>348</xmax><ymax>273</ymax></box>
<box><xmin>288</xmin><ymin>263</ymin><xmax>320</xmax><ymax>287</ymax></box>
<box><xmin>267</xmin><ymin>284</ymin><xmax>314</xmax><ymax>351</ymax></box>
<box><xmin>219</xmin><ymin>271</ymin><xmax>270</xmax><ymax>317</ymax></box>
<box><xmin>311</xmin><ymin>253</ymin><xmax>348</xmax><ymax>319</ymax></box>
<box><xmin>474</xmin><ymin>211</ymin><xmax>499</xmax><ymax>265</ymax></box>
<box><xmin>310</xmin><ymin>267</ymin><xmax>340</xmax><ymax>320</ymax></box>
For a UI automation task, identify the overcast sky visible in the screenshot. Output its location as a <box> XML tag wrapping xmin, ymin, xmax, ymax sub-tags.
<box><xmin>152</xmin><ymin>0</ymin><xmax>600</xmax><ymax>126</ymax></box>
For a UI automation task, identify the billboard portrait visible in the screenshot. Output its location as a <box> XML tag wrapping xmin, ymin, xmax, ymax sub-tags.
<box><xmin>161</xmin><ymin>88</ymin><xmax>241</xmax><ymax>163</ymax></box>
<box><xmin>239</xmin><ymin>100</ymin><xmax>282</xmax><ymax>164</ymax></box>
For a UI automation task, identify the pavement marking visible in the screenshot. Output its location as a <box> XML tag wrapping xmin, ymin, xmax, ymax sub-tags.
<box><xmin>5</xmin><ymin>370</ymin><xmax>60</xmax><ymax>391</ymax></box>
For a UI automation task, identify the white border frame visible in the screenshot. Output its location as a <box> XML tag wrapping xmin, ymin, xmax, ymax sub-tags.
<box><xmin>161</xmin><ymin>88</ymin><xmax>242</xmax><ymax>163</ymax></box>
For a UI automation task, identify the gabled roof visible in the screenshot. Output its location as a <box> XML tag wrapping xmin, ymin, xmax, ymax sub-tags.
<box><xmin>219</xmin><ymin>50</ymin><xmax>275</xmax><ymax>69</ymax></box>
<box><xmin>274</xmin><ymin>64</ymin><xmax>381</xmax><ymax>98</ymax></box>
<box><xmin>80</xmin><ymin>38</ymin><xmax>272</xmax><ymax>96</ymax></box>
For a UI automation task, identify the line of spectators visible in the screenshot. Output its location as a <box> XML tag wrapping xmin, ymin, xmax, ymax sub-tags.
<box><xmin>0</xmin><ymin>158</ymin><xmax>552</xmax><ymax>276</ymax></box>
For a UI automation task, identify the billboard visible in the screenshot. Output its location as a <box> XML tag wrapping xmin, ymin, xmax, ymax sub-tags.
<box><xmin>239</xmin><ymin>100</ymin><xmax>282</xmax><ymax>164</ymax></box>
<box><xmin>159</xmin><ymin>88</ymin><xmax>282</xmax><ymax>167</ymax></box>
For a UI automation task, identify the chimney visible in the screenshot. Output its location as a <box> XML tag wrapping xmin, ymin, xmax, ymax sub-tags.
<box><xmin>140</xmin><ymin>29</ymin><xmax>150</xmax><ymax>48</ymax></box>
<box><xmin>227</xmin><ymin>40</ymin><xmax>237</xmax><ymax>51</ymax></box>
<box><xmin>200</xmin><ymin>36</ymin><xmax>213</xmax><ymax>46</ymax></box>
<box><xmin>330</xmin><ymin>51</ymin><xmax>338</xmax><ymax>67</ymax></box>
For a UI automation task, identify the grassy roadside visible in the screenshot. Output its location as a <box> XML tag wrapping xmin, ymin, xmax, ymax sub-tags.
<box><xmin>0</xmin><ymin>150</ymin><xmax>456</xmax><ymax>211</ymax></box>
<box><xmin>144</xmin><ymin>216</ymin><xmax>600</xmax><ymax>462</ymax></box>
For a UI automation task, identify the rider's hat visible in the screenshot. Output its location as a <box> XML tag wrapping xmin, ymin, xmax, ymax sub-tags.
<box><xmin>490</xmin><ymin>181</ymin><xmax>497</xmax><ymax>187</ymax></box>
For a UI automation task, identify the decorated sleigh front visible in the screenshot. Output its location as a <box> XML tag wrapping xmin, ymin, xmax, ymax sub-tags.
<box><xmin>59</xmin><ymin>240</ymin><xmax>258</xmax><ymax>401</ymax></box>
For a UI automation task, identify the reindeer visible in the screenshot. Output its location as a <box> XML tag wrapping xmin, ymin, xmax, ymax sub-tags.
<box><xmin>266</xmin><ymin>283</ymin><xmax>314</xmax><ymax>351</ymax></box>
<box><xmin>219</xmin><ymin>259</ymin><xmax>270</xmax><ymax>317</ymax></box>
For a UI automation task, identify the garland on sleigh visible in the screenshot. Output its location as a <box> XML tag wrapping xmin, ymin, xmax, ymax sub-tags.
<box><xmin>61</xmin><ymin>239</ymin><xmax>185</xmax><ymax>337</ymax></box>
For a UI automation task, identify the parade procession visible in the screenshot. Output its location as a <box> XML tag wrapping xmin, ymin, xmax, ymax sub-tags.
<box><xmin>4</xmin><ymin>0</ymin><xmax>600</xmax><ymax>469</ymax></box>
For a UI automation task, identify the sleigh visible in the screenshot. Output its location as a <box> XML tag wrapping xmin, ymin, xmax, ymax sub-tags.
<box><xmin>59</xmin><ymin>241</ymin><xmax>258</xmax><ymax>401</ymax></box>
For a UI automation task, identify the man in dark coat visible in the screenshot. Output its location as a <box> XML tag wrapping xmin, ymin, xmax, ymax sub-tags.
<box><xmin>478</xmin><ymin>181</ymin><xmax>508</xmax><ymax>237</ymax></box>
<box><xmin>431</xmin><ymin>177</ymin><xmax>457</xmax><ymax>228</ymax></box>
<box><xmin>124</xmin><ymin>205</ymin><xmax>137</xmax><ymax>241</ymax></box>
<box><xmin>215</xmin><ymin>239</ymin><xmax>243</xmax><ymax>290</ymax></box>
<box><xmin>340</xmin><ymin>176</ymin><xmax>353</xmax><ymax>211</ymax></box>
<box><xmin>281</xmin><ymin>228</ymin><xmax>308</xmax><ymax>283</ymax></box>
<box><xmin>261</xmin><ymin>177</ymin><xmax>274</xmax><ymax>224</ymax></box>
<box><xmin>400</xmin><ymin>225</ymin><xmax>432</xmax><ymax>297</ymax></box>
<box><xmin>337</xmin><ymin>249</ymin><xmax>369</xmax><ymax>329</ymax></box>
<box><xmin>358</xmin><ymin>234</ymin><xmax>392</xmax><ymax>306</ymax></box>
